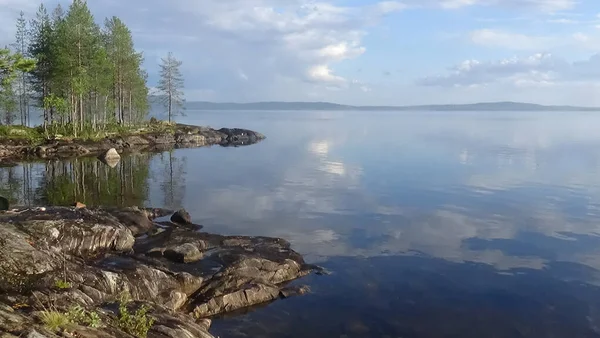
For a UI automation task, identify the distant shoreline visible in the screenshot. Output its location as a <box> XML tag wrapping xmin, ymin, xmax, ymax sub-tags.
<box><xmin>180</xmin><ymin>101</ymin><xmax>600</xmax><ymax>112</ymax></box>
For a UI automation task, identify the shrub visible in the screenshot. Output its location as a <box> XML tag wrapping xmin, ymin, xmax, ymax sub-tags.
<box><xmin>67</xmin><ymin>305</ymin><xmax>102</xmax><ymax>328</ymax></box>
<box><xmin>117</xmin><ymin>303</ymin><xmax>154</xmax><ymax>338</ymax></box>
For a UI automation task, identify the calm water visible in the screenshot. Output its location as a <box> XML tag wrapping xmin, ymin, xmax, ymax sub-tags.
<box><xmin>5</xmin><ymin>110</ymin><xmax>600</xmax><ymax>337</ymax></box>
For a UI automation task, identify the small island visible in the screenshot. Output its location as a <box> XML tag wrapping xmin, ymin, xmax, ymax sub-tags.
<box><xmin>0</xmin><ymin>120</ymin><xmax>266</xmax><ymax>162</ymax></box>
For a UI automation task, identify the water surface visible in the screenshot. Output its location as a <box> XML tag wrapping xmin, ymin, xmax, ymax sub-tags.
<box><xmin>4</xmin><ymin>110</ymin><xmax>600</xmax><ymax>337</ymax></box>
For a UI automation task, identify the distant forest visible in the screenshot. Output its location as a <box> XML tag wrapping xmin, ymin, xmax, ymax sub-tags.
<box><xmin>183</xmin><ymin>101</ymin><xmax>600</xmax><ymax>112</ymax></box>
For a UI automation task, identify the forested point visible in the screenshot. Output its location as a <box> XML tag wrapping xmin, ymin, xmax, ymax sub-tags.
<box><xmin>0</xmin><ymin>0</ymin><xmax>184</xmax><ymax>141</ymax></box>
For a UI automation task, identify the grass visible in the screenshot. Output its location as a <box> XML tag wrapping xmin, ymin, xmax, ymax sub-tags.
<box><xmin>0</xmin><ymin>119</ymin><xmax>179</xmax><ymax>144</ymax></box>
<box><xmin>54</xmin><ymin>279</ymin><xmax>72</xmax><ymax>289</ymax></box>
<box><xmin>38</xmin><ymin>305</ymin><xmax>102</xmax><ymax>332</ymax></box>
<box><xmin>0</xmin><ymin>125</ymin><xmax>44</xmax><ymax>142</ymax></box>
<box><xmin>39</xmin><ymin>310</ymin><xmax>73</xmax><ymax>332</ymax></box>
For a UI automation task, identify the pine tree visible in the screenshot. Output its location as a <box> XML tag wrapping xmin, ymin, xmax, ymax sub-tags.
<box><xmin>29</xmin><ymin>4</ymin><xmax>53</xmax><ymax>129</ymax></box>
<box><xmin>0</xmin><ymin>48</ymin><xmax>35</xmax><ymax>125</ymax></box>
<box><xmin>3</xmin><ymin>2</ymin><xmax>149</xmax><ymax>133</ymax></box>
<box><xmin>157</xmin><ymin>52</ymin><xmax>184</xmax><ymax>123</ymax></box>
<box><xmin>12</xmin><ymin>11</ymin><xmax>29</xmax><ymax>126</ymax></box>
<box><xmin>104</xmin><ymin>17</ymin><xmax>148</xmax><ymax>126</ymax></box>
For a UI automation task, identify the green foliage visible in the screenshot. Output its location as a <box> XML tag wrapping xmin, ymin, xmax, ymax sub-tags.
<box><xmin>39</xmin><ymin>310</ymin><xmax>73</xmax><ymax>332</ymax></box>
<box><xmin>39</xmin><ymin>305</ymin><xmax>102</xmax><ymax>332</ymax></box>
<box><xmin>117</xmin><ymin>303</ymin><xmax>154</xmax><ymax>338</ymax></box>
<box><xmin>0</xmin><ymin>48</ymin><xmax>36</xmax><ymax>87</ymax></box>
<box><xmin>117</xmin><ymin>289</ymin><xmax>132</xmax><ymax>305</ymax></box>
<box><xmin>67</xmin><ymin>305</ymin><xmax>102</xmax><ymax>328</ymax></box>
<box><xmin>0</xmin><ymin>125</ymin><xmax>43</xmax><ymax>141</ymax></box>
<box><xmin>7</xmin><ymin>1</ymin><xmax>154</xmax><ymax>135</ymax></box>
<box><xmin>54</xmin><ymin>279</ymin><xmax>72</xmax><ymax>289</ymax></box>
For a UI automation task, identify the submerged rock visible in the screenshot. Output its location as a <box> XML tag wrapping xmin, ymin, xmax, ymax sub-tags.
<box><xmin>0</xmin><ymin>206</ymin><xmax>319</xmax><ymax>337</ymax></box>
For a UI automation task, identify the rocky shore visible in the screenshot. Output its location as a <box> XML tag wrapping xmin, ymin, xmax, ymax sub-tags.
<box><xmin>0</xmin><ymin>124</ymin><xmax>265</xmax><ymax>162</ymax></box>
<box><xmin>0</xmin><ymin>206</ymin><xmax>319</xmax><ymax>337</ymax></box>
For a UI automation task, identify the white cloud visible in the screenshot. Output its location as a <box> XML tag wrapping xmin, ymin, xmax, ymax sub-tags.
<box><xmin>425</xmin><ymin>0</ymin><xmax>577</xmax><ymax>11</ymax></box>
<box><xmin>0</xmin><ymin>0</ymin><xmax>594</xmax><ymax>105</ymax></box>
<box><xmin>469</xmin><ymin>29</ymin><xmax>556</xmax><ymax>50</ymax></box>
<box><xmin>308</xmin><ymin>65</ymin><xmax>347</xmax><ymax>85</ymax></box>
<box><xmin>547</xmin><ymin>18</ymin><xmax>577</xmax><ymax>23</ymax></box>
<box><xmin>418</xmin><ymin>53</ymin><xmax>600</xmax><ymax>87</ymax></box>
<box><xmin>468</xmin><ymin>29</ymin><xmax>600</xmax><ymax>51</ymax></box>
<box><xmin>113</xmin><ymin>0</ymin><xmax>402</xmax><ymax>99</ymax></box>
<box><xmin>374</xmin><ymin>1</ymin><xmax>408</xmax><ymax>13</ymax></box>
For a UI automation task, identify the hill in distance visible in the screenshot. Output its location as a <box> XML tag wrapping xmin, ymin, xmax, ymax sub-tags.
<box><xmin>182</xmin><ymin>101</ymin><xmax>599</xmax><ymax>112</ymax></box>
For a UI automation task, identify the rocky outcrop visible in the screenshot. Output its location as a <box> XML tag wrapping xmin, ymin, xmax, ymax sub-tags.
<box><xmin>0</xmin><ymin>124</ymin><xmax>266</xmax><ymax>162</ymax></box>
<box><xmin>0</xmin><ymin>206</ymin><xmax>317</xmax><ymax>338</ymax></box>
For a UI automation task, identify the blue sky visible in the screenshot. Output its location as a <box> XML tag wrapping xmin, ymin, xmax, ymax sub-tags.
<box><xmin>1</xmin><ymin>0</ymin><xmax>600</xmax><ymax>105</ymax></box>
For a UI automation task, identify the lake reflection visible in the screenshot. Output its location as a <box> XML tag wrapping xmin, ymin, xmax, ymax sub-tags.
<box><xmin>5</xmin><ymin>110</ymin><xmax>600</xmax><ymax>337</ymax></box>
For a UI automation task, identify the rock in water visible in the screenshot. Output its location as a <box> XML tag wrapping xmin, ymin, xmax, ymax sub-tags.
<box><xmin>0</xmin><ymin>196</ymin><xmax>8</xmax><ymax>211</ymax></box>
<box><xmin>100</xmin><ymin>148</ymin><xmax>120</xmax><ymax>160</ymax></box>
<box><xmin>171</xmin><ymin>208</ymin><xmax>192</xmax><ymax>224</ymax></box>
<box><xmin>99</xmin><ymin>148</ymin><xmax>121</xmax><ymax>168</ymax></box>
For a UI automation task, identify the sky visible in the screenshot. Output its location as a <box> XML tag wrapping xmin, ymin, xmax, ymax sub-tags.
<box><xmin>1</xmin><ymin>0</ymin><xmax>600</xmax><ymax>106</ymax></box>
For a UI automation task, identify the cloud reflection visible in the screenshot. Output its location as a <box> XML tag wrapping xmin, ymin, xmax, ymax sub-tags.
<box><xmin>164</xmin><ymin>112</ymin><xmax>600</xmax><ymax>285</ymax></box>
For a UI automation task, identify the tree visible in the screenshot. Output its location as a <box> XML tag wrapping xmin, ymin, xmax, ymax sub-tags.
<box><xmin>0</xmin><ymin>49</ymin><xmax>35</xmax><ymax>91</ymax></box>
<box><xmin>3</xmin><ymin>2</ymin><xmax>149</xmax><ymax>134</ymax></box>
<box><xmin>0</xmin><ymin>48</ymin><xmax>35</xmax><ymax>125</ymax></box>
<box><xmin>12</xmin><ymin>11</ymin><xmax>29</xmax><ymax>126</ymax></box>
<box><xmin>104</xmin><ymin>16</ymin><xmax>148</xmax><ymax>126</ymax></box>
<box><xmin>157</xmin><ymin>52</ymin><xmax>184</xmax><ymax>123</ymax></box>
<box><xmin>29</xmin><ymin>4</ymin><xmax>53</xmax><ymax>130</ymax></box>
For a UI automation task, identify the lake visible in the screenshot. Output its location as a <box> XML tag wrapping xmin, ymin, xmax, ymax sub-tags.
<box><xmin>4</xmin><ymin>110</ymin><xmax>600</xmax><ymax>337</ymax></box>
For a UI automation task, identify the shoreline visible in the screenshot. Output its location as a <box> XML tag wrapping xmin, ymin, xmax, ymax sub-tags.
<box><xmin>0</xmin><ymin>206</ymin><xmax>319</xmax><ymax>338</ymax></box>
<box><xmin>0</xmin><ymin>123</ymin><xmax>266</xmax><ymax>163</ymax></box>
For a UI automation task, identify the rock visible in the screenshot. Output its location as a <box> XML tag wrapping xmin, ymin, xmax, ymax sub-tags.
<box><xmin>217</xmin><ymin>127</ymin><xmax>266</xmax><ymax>146</ymax></box>
<box><xmin>170</xmin><ymin>209</ymin><xmax>192</xmax><ymax>224</ymax></box>
<box><xmin>0</xmin><ymin>196</ymin><xmax>8</xmax><ymax>211</ymax></box>
<box><xmin>74</xmin><ymin>202</ymin><xmax>86</xmax><ymax>209</ymax></box>
<box><xmin>0</xmin><ymin>206</ymin><xmax>321</xmax><ymax>338</ymax></box>
<box><xmin>164</xmin><ymin>243</ymin><xmax>203</xmax><ymax>263</ymax></box>
<box><xmin>99</xmin><ymin>148</ymin><xmax>120</xmax><ymax>160</ymax></box>
<box><xmin>280</xmin><ymin>285</ymin><xmax>311</xmax><ymax>298</ymax></box>
<box><xmin>0</xmin><ymin>124</ymin><xmax>265</xmax><ymax>161</ymax></box>
<box><xmin>25</xmin><ymin>330</ymin><xmax>51</xmax><ymax>338</ymax></box>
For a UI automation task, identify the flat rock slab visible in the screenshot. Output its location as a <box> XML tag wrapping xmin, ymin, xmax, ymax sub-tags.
<box><xmin>0</xmin><ymin>206</ymin><xmax>317</xmax><ymax>338</ymax></box>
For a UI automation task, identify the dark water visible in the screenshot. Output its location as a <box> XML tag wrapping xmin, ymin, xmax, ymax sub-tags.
<box><xmin>5</xmin><ymin>110</ymin><xmax>600</xmax><ymax>337</ymax></box>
